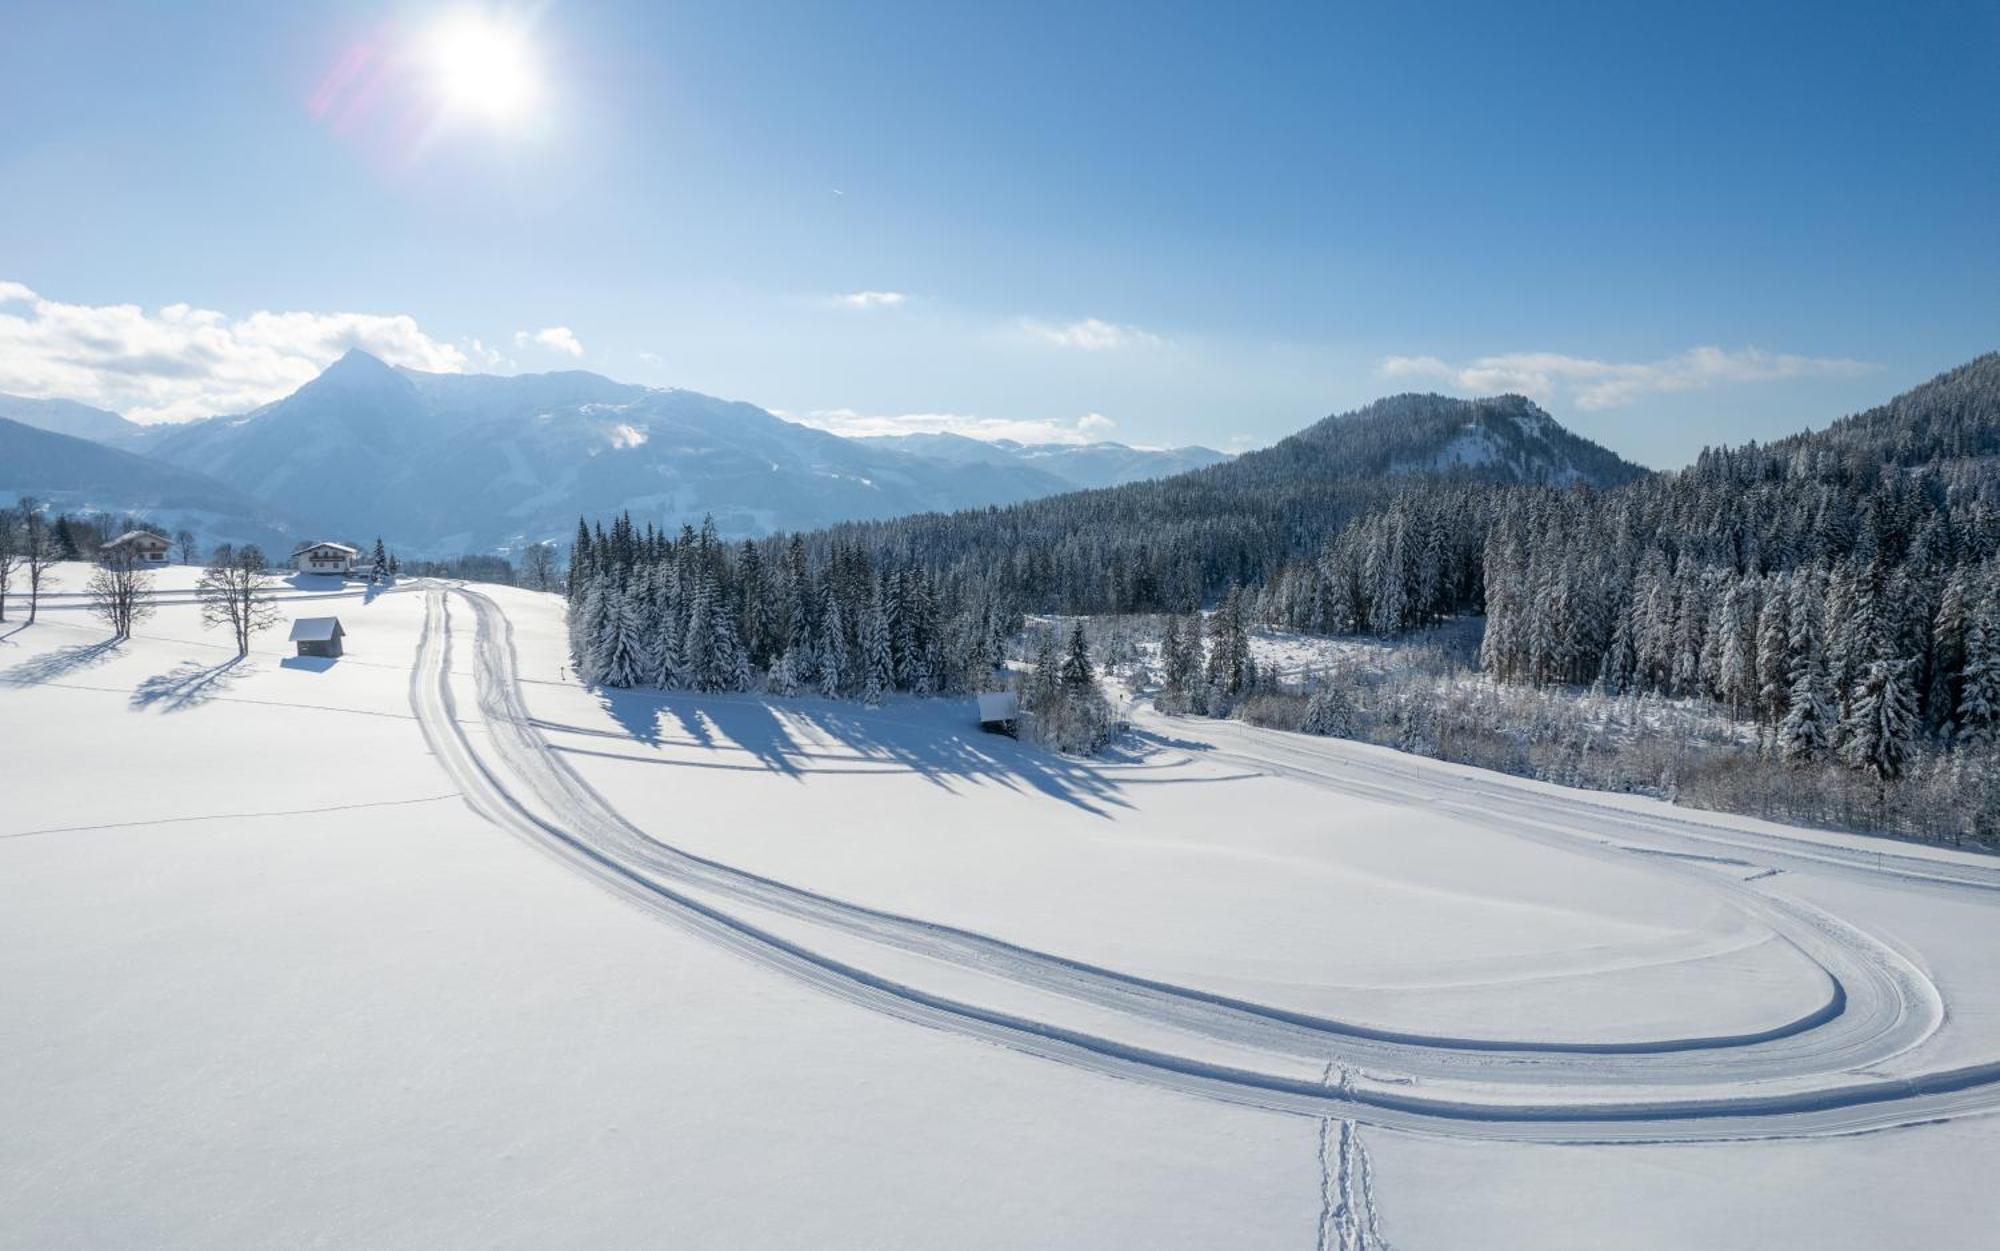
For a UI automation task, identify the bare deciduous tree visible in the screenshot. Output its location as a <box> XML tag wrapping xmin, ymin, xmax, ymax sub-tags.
<box><xmin>175</xmin><ymin>528</ymin><xmax>199</xmax><ymax>564</ymax></box>
<box><xmin>87</xmin><ymin>552</ymin><xmax>155</xmax><ymax>639</ymax></box>
<box><xmin>198</xmin><ymin>543</ymin><xmax>281</xmax><ymax>655</ymax></box>
<box><xmin>0</xmin><ymin>510</ymin><xmax>21</xmax><ymax>623</ymax></box>
<box><xmin>20</xmin><ymin>510</ymin><xmax>61</xmax><ymax>624</ymax></box>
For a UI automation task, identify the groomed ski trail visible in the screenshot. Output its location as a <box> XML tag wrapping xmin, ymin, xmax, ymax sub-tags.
<box><xmin>409</xmin><ymin>584</ymin><xmax>2000</xmax><ymax>1143</ymax></box>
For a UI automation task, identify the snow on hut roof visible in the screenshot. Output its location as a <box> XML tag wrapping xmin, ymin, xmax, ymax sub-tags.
<box><xmin>289</xmin><ymin>616</ymin><xmax>345</xmax><ymax>642</ymax></box>
<box><xmin>101</xmin><ymin>530</ymin><xmax>168</xmax><ymax>548</ymax></box>
<box><xmin>293</xmin><ymin>540</ymin><xmax>360</xmax><ymax>555</ymax></box>
<box><xmin>977</xmin><ymin>691</ymin><xmax>1019</xmax><ymax>722</ymax></box>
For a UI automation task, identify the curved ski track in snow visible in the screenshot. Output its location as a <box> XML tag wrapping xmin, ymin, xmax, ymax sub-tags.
<box><xmin>410</xmin><ymin>584</ymin><xmax>2000</xmax><ymax>1142</ymax></box>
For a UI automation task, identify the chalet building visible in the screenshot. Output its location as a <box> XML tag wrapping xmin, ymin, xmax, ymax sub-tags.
<box><xmin>100</xmin><ymin>530</ymin><xmax>172</xmax><ymax>564</ymax></box>
<box><xmin>289</xmin><ymin>616</ymin><xmax>345</xmax><ymax>659</ymax></box>
<box><xmin>293</xmin><ymin>541</ymin><xmax>359</xmax><ymax>576</ymax></box>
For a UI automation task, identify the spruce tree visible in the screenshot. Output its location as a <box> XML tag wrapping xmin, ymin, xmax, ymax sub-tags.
<box><xmin>1060</xmin><ymin>620</ymin><xmax>1094</xmax><ymax>692</ymax></box>
<box><xmin>1957</xmin><ymin>609</ymin><xmax>2000</xmax><ymax>746</ymax></box>
<box><xmin>1779</xmin><ymin>648</ymin><xmax>1834</xmax><ymax>763</ymax></box>
<box><xmin>1844</xmin><ymin>655</ymin><xmax>1918</xmax><ymax>781</ymax></box>
<box><xmin>816</xmin><ymin>594</ymin><xmax>845</xmax><ymax>698</ymax></box>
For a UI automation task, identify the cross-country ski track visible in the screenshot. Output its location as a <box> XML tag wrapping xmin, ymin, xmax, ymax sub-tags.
<box><xmin>409</xmin><ymin>582</ymin><xmax>2000</xmax><ymax>1143</ymax></box>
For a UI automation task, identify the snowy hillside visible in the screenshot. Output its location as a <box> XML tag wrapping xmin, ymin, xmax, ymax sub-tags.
<box><xmin>5</xmin><ymin>564</ymin><xmax>1999</xmax><ymax>1247</ymax></box>
<box><xmin>1273</xmin><ymin>391</ymin><xmax>1648</xmax><ymax>487</ymax></box>
<box><xmin>0</xmin><ymin>416</ymin><xmax>300</xmax><ymax>550</ymax></box>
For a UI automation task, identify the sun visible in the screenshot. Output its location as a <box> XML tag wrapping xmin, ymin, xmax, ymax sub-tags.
<box><xmin>424</xmin><ymin>12</ymin><xmax>541</xmax><ymax>124</ymax></box>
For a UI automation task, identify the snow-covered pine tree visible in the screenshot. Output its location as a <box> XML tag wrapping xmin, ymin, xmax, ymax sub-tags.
<box><xmin>1929</xmin><ymin>569</ymin><xmax>1971</xmax><ymax>736</ymax></box>
<box><xmin>712</xmin><ymin>585</ymin><xmax>752</xmax><ymax>692</ymax></box>
<box><xmin>1779</xmin><ymin>646</ymin><xmax>1834</xmax><ymax>763</ymax></box>
<box><xmin>1026</xmin><ymin>628</ymin><xmax>1060</xmax><ymax>711</ymax></box>
<box><xmin>1160</xmin><ymin>614</ymin><xmax>1184</xmax><ymax>696</ymax></box>
<box><xmin>371</xmin><ymin>537</ymin><xmax>388</xmax><ymax>583</ymax></box>
<box><xmin>1957</xmin><ymin>605</ymin><xmax>1999</xmax><ymax>746</ymax></box>
<box><xmin>859</xmin><ymin>581</ymin><xmax>892</xmax><ymax>706</ymax></box>
<box><xmin>1755</xmin><ymin>577</ymin><xmax>1790</xmax><ymax>725</ymax></box>
<box><xmin>597</xmin><ymin>586</ymin><xmax>649</xmax><ymax>688</ymax></box>
<box><xmin>1060</xmin><ymin>620</ymin><xmax>1094</xmax><ymax>692</ymax></box>
<box><xmin>571</xmin><ymin>574</ymin><xmax>610</xmax><ymax>682</ymax></box>
<box><xmin>646</xmin><ymin>562</ymin><xmax>681</xmax><ymax>688</ymax></box>
<box><xmin>769</xmin><ymin>648</ymin><xmax>799</xmax><ymax>697</ymax></box>
<box><xmin>1206</xmin><ymin>588</ymin><xmax>1251</xmax><ymax>695</ymax></box>
<box><xmin>679</xmin><ymin>570</ymin><xmax>714</xmax><ymax>688</ymax></box>
<box><xmin>815</xmin><ymin>593</ymin><xmax>845</xmax><ymax>699</ymax></box>
<box><xmin>1844</xmin><ymin>654</ymin><xmax>1918</xmax><ymax>781</ymax></box>
<box><xmin>1300</xmin><ymin>683</ymin><xmax>1354</xmax><ymax>737</ymax></box>
<box><xmin>1180</xmin><ymin>612</ymin><xmax>1205</xmax><ymax>697</ymax></box>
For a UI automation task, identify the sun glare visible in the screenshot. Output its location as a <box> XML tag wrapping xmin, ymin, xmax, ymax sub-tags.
<box><xmin>425</xmin><ymin>13</ymin><xmax>540</xmax><ymax>124</ymax></box>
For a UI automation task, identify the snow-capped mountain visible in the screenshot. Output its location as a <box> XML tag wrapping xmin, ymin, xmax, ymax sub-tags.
<box><xmin>0</xmin><ymin>393</ymin><xmax>147</xmax><ymax>446</ymax></box>
<box><xmin>132</xmin><ymin>351</ymin><xmax>1211</xmax><ymax>554</ymax></box>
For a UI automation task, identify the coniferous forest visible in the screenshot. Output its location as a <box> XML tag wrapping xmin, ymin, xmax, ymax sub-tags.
<box><xmin>564</xmin><ymin>353</ymin><xmax>2000</xmax><ymax>843</ymax></box>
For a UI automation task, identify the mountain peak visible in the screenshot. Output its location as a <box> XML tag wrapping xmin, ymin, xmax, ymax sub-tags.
<box><xmin>320</xmin><ymin>347</ymin><xmax>396</xmax><ymax>378</ymax></box>
<box><xmin>1271</xmin><ymin>391</ymin><xmax>1647</xmax><ymax>488</ymax></box>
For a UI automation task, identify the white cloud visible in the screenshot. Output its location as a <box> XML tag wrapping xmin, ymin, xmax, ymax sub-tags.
<box><xmin>636</xmin><ymin>350</ymin><xmax>664</xmax><ymax>366</ymax></box>
<box><xmin>1022</xmin><ymin>317</ymin><xmax>1164</xmax><ymax>351</ymax></box>
<box><xmin>781</xmin><ymin>407</ymin><xmax>1120</xmax><ymax>446</ymax></box>
<box><xmin>833</xmin><ymin>290</ymin><xmax>908</xmax><ymax>310</ymax></box>
<box><xmin>0</xmin><ymin>280</ymin><xmax>471</xmax><ymax>423</ymax></box>
<box><xmin>514</xmin><ymin>325</ymin><xmax>584</xmax><ymax>357</ymax></box>
<box><xmin>1380</xmin><ymin>346</ymin><xmax>1873</xmax><ymax>410</ymax></box>
<box><xmin>464</xmin><ymin>337</ymin><xmax>513</xmax><ymax>369</ymax></box>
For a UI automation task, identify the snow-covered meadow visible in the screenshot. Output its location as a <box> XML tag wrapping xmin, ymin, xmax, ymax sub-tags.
<box><xmin>4</xmin><ymin>564</ymin><xmax>1999</xmax><ymax>1248</ymax></box>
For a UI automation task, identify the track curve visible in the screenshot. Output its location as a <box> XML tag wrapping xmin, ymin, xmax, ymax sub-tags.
<box><xmin>412</xmin><ymin>584</ymin><xmax>2000</xmax><ymax>1141</ymax></box>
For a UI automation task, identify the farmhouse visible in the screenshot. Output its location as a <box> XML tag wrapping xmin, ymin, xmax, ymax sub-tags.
<box><xmin>99</xmin><ymin>530</ymin><xmax>172</xmax><ymax>564</ymax></box>
<box><xmin>293</xmin><ymin>541</ymin><xmax>359</xmax><ymax>575</ymax></box>
<box><xmin>289</xmin><ymin>616</ymin><xmax>345</xmax><ymax>659</ymax></box>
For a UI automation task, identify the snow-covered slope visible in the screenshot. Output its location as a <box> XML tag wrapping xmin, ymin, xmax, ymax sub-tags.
<box><xmin>131</xmin><ymin>351</ymin><xmax>1208</xmax><ymax>553</ymax></box>
<box><xmin>5</xmin><ymin>567</ymin><xmax>1998</xmax><ymax>1247</ymax></box>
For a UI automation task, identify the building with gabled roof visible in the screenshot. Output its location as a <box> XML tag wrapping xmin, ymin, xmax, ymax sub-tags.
<box><xmin>289</xmin><ymin>616</ymin><xmax>345</xmax><ymax>658</ymax></box>
<box><xmin>100</xmin><ymin>530</ymin><xmax>172</xmax><ymax>564</ymax></box>
<box><xmin>293</xmin><ymin>541</ymin><xmax>359</xmax><ymax>576</ymax></box>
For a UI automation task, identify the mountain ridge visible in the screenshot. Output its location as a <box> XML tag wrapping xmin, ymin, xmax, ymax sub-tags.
<box><xmin>117</xmin><ymin>350</ymin><xmax>1221</xmax><ymax>553</ymax></box>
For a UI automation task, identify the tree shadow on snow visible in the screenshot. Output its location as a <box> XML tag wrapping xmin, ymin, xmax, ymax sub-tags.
<box><xmin>0</xmin><ymin>637</ymin><xmax>124</xmax><ymax>687</ymax></box>
<box><xmin>129</xmin><ymin>656</ymin><xmax>246</xmax><ymax>713</ymax></box>
<box><xmin>580</xmin><ymin>687</ymin><xmax>1133</xmax><ymax>817</ymax></box>
<box><xmin>593</xmin><ymin>686</ymin><xmax>665</xmax><ymax>747</ymax></box>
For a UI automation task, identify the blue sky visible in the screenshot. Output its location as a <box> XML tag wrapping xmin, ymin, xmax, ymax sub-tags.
<box><xmin>2</xmin><ymin>0</ymin><xmax>1995</xmax><ymax>464</ymax></box>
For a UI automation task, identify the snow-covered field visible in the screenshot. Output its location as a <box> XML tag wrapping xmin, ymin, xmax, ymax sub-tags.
<box><xmin>5</xmin><ymin>564</ymin><xmax>1998</xmax><ymax>1248</ymax></box>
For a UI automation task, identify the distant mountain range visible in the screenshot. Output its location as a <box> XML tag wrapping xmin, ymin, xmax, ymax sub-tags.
<box><xmin>0</xmin><ymin>351</ymin><xmax>1229</xmax><ymax>555</ymax></box>
<box><xmin>853</xmin><ymin>432</ymin><xmax>1229</xmax><ymax>489</ymax></box>
<box><xmin>0</xmin><ymin>416</ymin><xmax>297</xmax><ymax>550</ymax></box>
